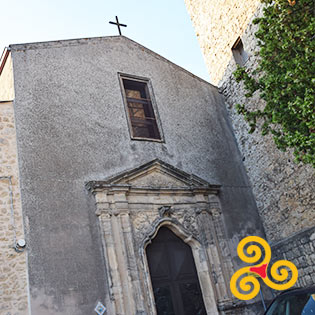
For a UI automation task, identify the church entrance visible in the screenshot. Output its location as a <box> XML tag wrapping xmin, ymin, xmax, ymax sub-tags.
<box><xmin>90</xmin><ymin>159</ymin><xmax>230</xmax><ymax>314</ymax></box>
<box><xmin>146</xmin><ymin>227</ymin><xmax>207</xmax><ymax>315</ymax></box>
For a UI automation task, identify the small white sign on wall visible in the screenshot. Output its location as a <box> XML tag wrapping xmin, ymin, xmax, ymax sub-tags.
<box><xmin>94</xmin><ymin>301</ymin><xmax>106</xmax><ymax>315</ymax></box>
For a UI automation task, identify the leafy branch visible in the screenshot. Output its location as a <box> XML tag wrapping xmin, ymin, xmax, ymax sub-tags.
<box><xmin>233</xmin><ymin>0</ymin><xmax>315</xmax><ymax>167</ymax></box>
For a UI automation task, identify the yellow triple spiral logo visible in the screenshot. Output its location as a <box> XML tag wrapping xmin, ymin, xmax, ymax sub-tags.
<box><xmin>230</xmin><ymin>236</ymin><xmax>298</xmax><ymax>300</ymax></box>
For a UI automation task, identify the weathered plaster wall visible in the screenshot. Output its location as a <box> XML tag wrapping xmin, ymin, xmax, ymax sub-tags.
<box><xmin>184</xmin><ymin>0</ymin><xmax>260</xmax><ymax>85</ymax></box>
<box><xmin>10</xmin><ymin>36</ymin><xmax>264</xmax><ymax>314</ymax></box>
<box><xmin>0</xmin><ymin>101</ymin><xmax>29</xmax><ymax>315</ymax></box>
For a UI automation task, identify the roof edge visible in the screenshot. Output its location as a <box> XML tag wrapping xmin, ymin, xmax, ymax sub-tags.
<box><xmin>0</xmin><ymin>47</ymin><xmax>10</xmax><ymax>77</ymax></box>
<box><xmin>9</xmin><ymin>35</ymin><xmax>120</xmax><ymax>50</ymax></box>
<box><xmin>120</xmin><ymin>37</ymin><xmax>215</xmax><ymax>88</ymax></box>
<box><xmin>9</xmin><ymin>35</ymin><xmax>215</xmax><ymax>88</ymax></box>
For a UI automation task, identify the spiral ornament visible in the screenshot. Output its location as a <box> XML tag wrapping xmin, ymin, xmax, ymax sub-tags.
<box><xmin>230</xmin><ymin>236</ymin><xmax>298</xmax><ymax>300</ymax></box>
<box><xmin>230</xmin><ymin>267</ymin><xmax>260</xmax><ymax>300</ymax></box>
<box><xmin>237</xmin><ymin>236</ymin><xmax>271</xmax><ymax>265</ymax></box>
<box><xmin>264</xmin><ymin>260</ymin><xmax>298</xmax><ymax>290</ymax></box>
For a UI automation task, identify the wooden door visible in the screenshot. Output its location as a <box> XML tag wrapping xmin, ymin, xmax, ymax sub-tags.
<box><xmin>146</xmin><ymin>227</ymin><xmax>207</xmax><ymax>315</ymax></box>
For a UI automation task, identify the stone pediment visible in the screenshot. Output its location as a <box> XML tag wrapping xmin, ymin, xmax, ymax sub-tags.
<box><xmin>87</xmin><ymin>159</ymin><xmax>220</xmax><ymax>192</ymax></box>
<box><xmin>116</xmin><ymin>168</ymin><xmax>190</xmax><ymax>188</ymax></box>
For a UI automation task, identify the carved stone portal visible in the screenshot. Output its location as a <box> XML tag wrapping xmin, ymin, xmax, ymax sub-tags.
<box><xmin>87</xmin><ymin>159</ymin><xmax>233</xmax><ymax>314</ymax></box>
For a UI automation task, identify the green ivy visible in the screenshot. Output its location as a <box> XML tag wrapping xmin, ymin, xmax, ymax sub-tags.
<box><xmin>233</xmin><ymin>0</ymin><xmax>315</xmax><ymax>167</ymax></box>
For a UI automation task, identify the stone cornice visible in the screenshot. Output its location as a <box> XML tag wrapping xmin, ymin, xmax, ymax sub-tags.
<box><xmin>86</xmin><ymin>159</ymin><xmax>221</xmax><ymax>194</ymax></box>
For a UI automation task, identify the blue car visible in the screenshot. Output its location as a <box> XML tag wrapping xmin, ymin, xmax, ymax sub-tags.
<box><xmin>264</xmin><ymin>286</ymin><xmax>315</xmax><ymax>315</ymax></box>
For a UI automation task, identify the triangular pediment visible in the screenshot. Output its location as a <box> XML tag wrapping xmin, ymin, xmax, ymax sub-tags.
<box><xmin>87</xmin><ymin>159</ymin><xmax>220</xmax><ymax>192</ymax></box>
<box><xmin>114</xmin><ymin>165</ymin><xmax>192</xmax><ymax>188</ymax></box>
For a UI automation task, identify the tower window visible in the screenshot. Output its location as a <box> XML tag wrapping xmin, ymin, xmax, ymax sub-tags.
<box><xmin>120</xmin><ymin>75</ymin><xmax>162</xmax><ymax>141</ymax></box>
<box><xmin>232</xmin><ymin>37</ymin><xmax>248</xmax><ymax>66</ymax></box>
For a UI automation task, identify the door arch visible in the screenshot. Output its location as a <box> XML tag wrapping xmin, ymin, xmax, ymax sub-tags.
<box><xmin>146</xmin><ymin>226</ymin><xmax>207</xmax><ymax>315</ymax></box>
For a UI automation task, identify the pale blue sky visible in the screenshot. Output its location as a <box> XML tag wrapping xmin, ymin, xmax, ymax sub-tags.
<box><xmin>0</xmin><ymin>0</ymin><xmax>210</xmax><ymax>81</ymax></box>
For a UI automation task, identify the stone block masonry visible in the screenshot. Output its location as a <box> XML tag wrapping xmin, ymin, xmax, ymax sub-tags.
<box><xmin>0</xmin><ymin>101</ymin><xmax>29</xmax><ymax>315</ymax></box>
<box><xmin>221</xmin><ymin>228</ymin><xmax>315</xmax><ymax>314</ymax></box>
<box><xmin>271</xmin><ymin>227</ymin><xmax>315</xmax><ymax>288</ymax></box>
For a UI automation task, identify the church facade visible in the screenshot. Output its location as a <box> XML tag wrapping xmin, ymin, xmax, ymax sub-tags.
<box><xmin>0</xmin><ymin>36</ymin><xmax>267</xmax><ymax>314</ymax></box>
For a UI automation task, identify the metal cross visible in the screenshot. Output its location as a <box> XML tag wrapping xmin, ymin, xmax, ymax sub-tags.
<box><xmin>109</xmin><ymin>16</ymin><xmax>127</xmax><ymax>36</ymax></box>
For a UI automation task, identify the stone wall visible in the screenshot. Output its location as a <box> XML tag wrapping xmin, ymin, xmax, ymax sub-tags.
<box><xmin>184</xmin><ymin>0</ymin><xmax>260</xmax><ymax>85</ymax></box>
<box><xmin>222</xmin><ymin>227</ymin><xmax>315</xmax><ymax>313</ymax></box>
<box><xmin>0</xmin><ymin>101</ymin><xmax>29</xmax><ymax>315</ymax></box>
<box><xmin>271</xmin><ymin>226</ymin><xmax>315</xmax><ymax>288</ymax></box>
<box><xmin>218</xmin><ymin>7</ymin><xmax>315</xmax><ymax>243</ymax></box>
<box><xmin>185</xmin><ymin>1</ymin><xmax>315</xmax><ymax>244</ymax></box>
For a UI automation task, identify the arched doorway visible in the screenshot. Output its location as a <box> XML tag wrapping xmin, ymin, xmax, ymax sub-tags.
<box><xmin>146</xmin><ymin>227</ymin><xmax>207</xmax><ymax>315</ymax></box>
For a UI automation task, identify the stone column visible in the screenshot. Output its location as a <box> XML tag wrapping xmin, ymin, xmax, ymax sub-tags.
<box><xmin>116</xmin><ymin>209</ymin><xmax>146</xmax><ymax>313</ymax></box>
<box><xmin>96</xmin><ymin>187</ymin><xmax>146</xmax><ymax>314</ymax></box>
<box><xmin>99</xmin><ymin>211</ymin><xmax>122</xmax><ymax>314</ymax></box>
<box><xmin>208</xmin><ymin>196</ymin><xmax>234</xmax><ymax>306</ymax></box>
<box><xmin>195</xmin><ymin>193</ymin><xmax>232</xmax><ymax>306</ymax></box>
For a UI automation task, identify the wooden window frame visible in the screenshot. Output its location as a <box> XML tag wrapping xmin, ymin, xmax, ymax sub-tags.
<box><xmin>118</xmin><ymin>73</ymin><xmax>164</xmax><ymax>142</ymax></box>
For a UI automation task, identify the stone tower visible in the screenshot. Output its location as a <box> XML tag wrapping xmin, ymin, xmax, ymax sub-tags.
<box><xmin>185</xmin><ymin>0</ymin><xmax>315</xmax><ymax>290</ymax></box>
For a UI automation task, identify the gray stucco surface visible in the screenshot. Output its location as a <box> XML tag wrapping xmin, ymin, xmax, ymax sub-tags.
<box><xmin>10</xmin><ymin>36</ymin><xmax>265</xmax><ymax>314</ymax></box>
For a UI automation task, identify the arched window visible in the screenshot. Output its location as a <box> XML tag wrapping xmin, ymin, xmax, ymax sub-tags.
<box><xmin>146</xmin><ymin>227</ymin><xmax>206</xmax><ymax>315</ymax></box>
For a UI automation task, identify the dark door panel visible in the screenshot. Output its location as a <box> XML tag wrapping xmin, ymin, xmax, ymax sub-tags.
<box><xmin>146</xmin><ymin>227</ymin><xmax>207</xmax><ymax>315</ymax></box>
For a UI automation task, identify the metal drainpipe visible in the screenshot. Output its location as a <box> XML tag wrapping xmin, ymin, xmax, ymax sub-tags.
<box><xmin>0</xmin><ymin>176</ymin><xmax>21</xmax><ymax>251</ymax></box>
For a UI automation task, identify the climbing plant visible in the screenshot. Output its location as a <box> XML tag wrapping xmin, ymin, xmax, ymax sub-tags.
<box><xmin>233</xmin><ymin>0</ymin><xmax>315</xmax><ymax>167</ymax></box>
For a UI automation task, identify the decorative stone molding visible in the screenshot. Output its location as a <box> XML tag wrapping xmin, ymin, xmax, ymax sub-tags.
<box><xmin>158</xmin><ymin>206</ymin><xmax>173</xmax><ymax>217</ymax></box>
<box><xmin>87</xmin><ymin>160</ymin><xmax>233</xmax><ymax>314</ymax></box>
